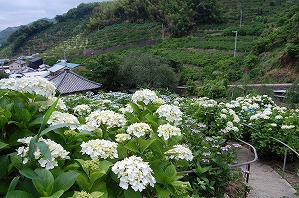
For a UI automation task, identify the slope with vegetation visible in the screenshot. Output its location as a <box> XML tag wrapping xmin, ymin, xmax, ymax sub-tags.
<box><xmin>0</xmin><ymin>0</ymin><xmax>298</xmax><ymax>96</ymax></box>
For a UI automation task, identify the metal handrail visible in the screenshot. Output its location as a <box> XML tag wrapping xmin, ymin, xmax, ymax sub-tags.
<box><xmin>242</xmin><ymin>123</ymin><xmax>299</xmax><ymax>178</ymax></box>
<box><xmin>178</xmin><ymin>138</ymin><xmax>258</xmax><ymax>174</ymax></box>
<box><xmin>270</xmin><ymin>137</ymin><xmax>299</xmax><ymax>178</ymax></box>
<box><xmin>230</xmin><ymin>138</ymin><xmax>258</xmax><ymax>168</ymax></box>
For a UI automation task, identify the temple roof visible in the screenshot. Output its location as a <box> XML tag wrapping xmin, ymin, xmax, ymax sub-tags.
<box><xmin>49</xmin><ymin>68</ymin><xmax>102</xmax><ymax>94</ymax></box>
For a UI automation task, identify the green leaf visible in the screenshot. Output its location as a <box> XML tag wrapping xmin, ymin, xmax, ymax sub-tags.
<box><xmin>22</xmin><ymin>108</ymin><xmax>32</xmax><ymax>124</ymax></box>
<box><xmin>19</xmin><ymin>168</ymin><xmax>39</xmax><ymax>179</ymax></box>
<box><xmin>164</xmin><ymin>164</ymin><xmax>177</xmax><ymax>183</ymax></box>
<box><xmin>124</xmin><ymin>140</ymin><xmax>139</xmax><ymax>153</ymax></box>
<box><xmin>52</xmin><ymin>171</ymin><xmax>79</xmax><ymax>193</ymax></box>
<box><xmin>90</xmin><ymin>172</ymin><xmax>106</xmax><ymax>185</ymax></box>
<box><xmin>32</xmin><ymin>168</ymin><xmax>54</xmax><ymax>196</ymax></box>
<box><xmin>138</xmin><ymin>138</ymin><xmax>156</xmax><ymax>153</ymax></box>
<box><xmin>41</xmin><ymin>190</ymin><xmax>64</xmax><ymax>198</ymax></box>
<box><xmin>7</xmin><ymin>176</ymin><xmax>19</xmax><ymax>193</ymax></box>
<box><xmin>124</xmin><ymin>188</ymin><xmax>142</xmax><ymax>198</ymax></box>
<box><xmin>39</xmin><ymin>97</ymin><xmax>59</xmax><ymax>133</ymax></box>
<box><xmin>156</xmin><ymin>185</ymin><xmax>171</xmax><ymax>198</ymax></box>
<box><xmin>90</xmin><ymin>191</ymin><xmax>106</xmax><ymax>198</ymax></box>
<box><xmin>0</xmin><ymin>115</ymin><xmax>8</xmax><ymax>128</ymax></box>
<box><xmin>28</xmin><ymin>136</ymin><xmax>38</xmax><ymax>160</ymax></box>
<box><xmin>76</xmin><ymin>173</ymin><xmax>90</xmax><ymax>191</ymax></box>
<box><xmin>36</xmin><ymin>141</ymin><xmax>52</xmax><ymax>161</ymax></box>
<box><xmin>99</xmin><ymin>160</ymin><xmax>113</xmax><ymax>173</ymax></box>
<box><xmin>9</xmin><ymin>153</ymin><xmax>23</xmax><ymax>170</ymax></box>
<box><xmin>0</xmin><ymin>140</ymin><xmax>9</xmax><ymax>150</ymax></box>
<box><xmin>149</xmin><ymin>139</ymin><xmax>164</xmax><ymax>154</ymax></box>
<box><xmin>129</xmin><ymin>102</ymin><xmax>141</xmax><ymax>114</ymax></box>
<box><xmin>29</xmin><ymin>117</ymin><xmax>43</xmax><ymax>127</ymax></box>
<box><xmin>40</xmin><ymin>123</ymin><xmax>76</xmax><ymax>136</ymax></box>
<box><xmin>5</xmin><ymin>190</ymin><xmax>34</xmax><ymax>198</ymax></box>
<box><xmin>0</xmin><ymin>155</ymin><xmax>9</xmax><ymax>180</ymax></box>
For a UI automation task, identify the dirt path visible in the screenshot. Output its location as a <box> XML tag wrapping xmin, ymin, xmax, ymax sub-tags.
<box><xmin>236</xmin><ymin>145</ymin><xmax>298</xmax><ymax>198</ymax></box>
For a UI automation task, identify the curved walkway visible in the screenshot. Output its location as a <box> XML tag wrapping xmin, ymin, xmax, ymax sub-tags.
<box><xmin>236</xmin><ymin>145</ymin><xmax>298</xmax><ymax>198</ymax></box>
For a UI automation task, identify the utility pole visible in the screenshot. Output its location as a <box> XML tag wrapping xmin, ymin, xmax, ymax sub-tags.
<box><xmin>0</xmin><ymin>60</ymin><xmax>4</xmax><ymax>72</ymax></box>
<box><xmin>232</xmin><ymin>31</ymin><xmax>238</xmax><ymax>57</ymax></box>
<box><xmin>240</xmin><ymin>10</ymin><xmax>243</xmax><ymax>27</ymax></box>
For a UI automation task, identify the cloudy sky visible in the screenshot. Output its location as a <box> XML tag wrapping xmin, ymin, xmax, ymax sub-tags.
<box><xmin>0</xmin><ymin>0</ymin><xmax>107</xmax><ymax>30</ymax></box>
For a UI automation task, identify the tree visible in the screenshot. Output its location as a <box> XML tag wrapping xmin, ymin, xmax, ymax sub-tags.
<box><xmin>74</xmin><ymin>54</ymin><xmax>121</xmax><ymax>91</ymax></box>
<box><xmin>119</xmin><ymin>51</ymin><xmax>178</xmax><ymax>89</ymax></box>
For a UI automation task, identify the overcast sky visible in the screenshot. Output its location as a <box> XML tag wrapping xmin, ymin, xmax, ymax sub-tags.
<box><xmin>0</xmin><ymin>0</ymin><xmax>107</xmax><ymax>31</ymax></box>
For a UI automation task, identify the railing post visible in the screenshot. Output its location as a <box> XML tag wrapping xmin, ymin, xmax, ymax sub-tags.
<box><xmin>282</xmin><ymin>147</ymin><xmax>288</xmax><ymax>179</ymax></box>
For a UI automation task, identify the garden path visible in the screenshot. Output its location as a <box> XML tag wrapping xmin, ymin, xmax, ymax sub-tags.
<box><xmin>236</xmin><ymin>145</ymin><xmax>298</xmax><ymax>198</ymax></box>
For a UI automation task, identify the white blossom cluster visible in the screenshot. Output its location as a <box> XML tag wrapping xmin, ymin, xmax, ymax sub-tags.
<box><xmin>119</xmin><ymin>104</ymin><xmax>134</xmax><ymax>114</ymax></box>
<box><xmin>220</xmin><ymin>108</ymin><xmax>240</xmax><ymax>123</ymax></box>
<box><xmin>224</xmin><ymin>121</ymin><xmax>239</xmax><ymax>132</ymax></box>
<box><xmin>232</xmin><ymin>94</ymin><xmax>276</xmax><ymax>111</ymax></box>
<box><xmin>153</xmin><ymin>98</ymin><xmax>166</xmax><ymax>105</ymax></box>
<box><xmin>115</xmin><ymin>134</ymin><xmax>131</xmax><ymax>142</ymax></box>
<box><xmin>81</xmin><ymin>139</ymin><xmax>118</xmax><ymax>159</ymax></box>
<box><xmin>85</xmin><ymin>110</ymin><xmax>126</xmax><ymax>129</ymax></box>
<box><xmin>250</xmin><ymin>108</ymin><xmax>272</xmax><ymax>120</ymax></box>
<box><xmin>157</xmin><ymin>124</ymin><xmax>181</xmax><ymax>140</ymax></box>
<box><xmin>127</xmin><ymin>123</ymin><xmax>152</xmax><ymax>138</ymax></box>
<box><xmin>281</xmin><ymin>125</ymin><xmax>295</xmax><ymax>129</ymax></box>
<box><xmin>47</xmin><ymin>111</ymin><xmax>79</xmax><ymax>130</ymax></box>
<box><xmin>112</xmin><ymin>156</ymin><xmax>156</xmax><ymax>191</ymax></box>
<box><xmin>164</xmin><ymin>145</ymin><xmax>194</xmax><ymax>161</ymax></box>
<box><xmin>73</xmin><ymin>104</ymin><xmax>91</xmax><ymax>116</ymax></box>
<box><xmin>193</xmin><ymin>98</ymin><xmax>218</xmax><ymax>108</ymax></box>
<box><xmin>131</xmin><ymin>89</ymin><xmax>158</xmax><ymax>105</ymax></box>
<box><xmin>0</xmin><ymin>76</ymin><xmax>56</xmax><ymax>98</ymax></box>
<box><xmin>16</xmin><ymin>137</ymin><xmax>70</xmax><ymax>170</ymax></box>
<box><xmin>156</xmin><ymin>104</ymin><xmax>183</xmax><ymax>124</ymax></box>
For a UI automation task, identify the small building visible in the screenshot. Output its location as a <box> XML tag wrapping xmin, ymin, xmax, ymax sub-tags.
<box><xmin>9</xmin><ymin>60</ymin><xmax>26</xmax><ymax>71</ymax></box>
<box><xmin>48</xmin><ymin>61</ymin><xmax>82</xmax><ymax>76</ymax></box>
<box><xmin>48</xmin><ymin>64</ymin><xmax>66</xmax><ymax>76</ymax></box>
<box><xmin>29</xmin><ymin>57</ymin><xmax>43</xmax><ymax>69</ymax></box>
<box><xmin>48</xmin><ymin>68</ymin><xmax>102</xmax><ymax>95</ymax></box>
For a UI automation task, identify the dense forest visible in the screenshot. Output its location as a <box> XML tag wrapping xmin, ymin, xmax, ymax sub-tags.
<box><xmin>0</xmin><ymin>0</ymin><xmax>298</xmax><ymax>94</ymax></box>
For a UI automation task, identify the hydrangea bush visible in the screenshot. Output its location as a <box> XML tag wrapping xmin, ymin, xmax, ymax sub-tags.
<box><xmin>3</xmin><ymin>77</ymin><xmax>296</xmax><ymax>197</ymax></box>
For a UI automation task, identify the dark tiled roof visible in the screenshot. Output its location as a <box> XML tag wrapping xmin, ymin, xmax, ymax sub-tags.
<box><xmin>49</xmin><ymin>69</ymin><xmax>102</xmax><ymax>94</ymax></box>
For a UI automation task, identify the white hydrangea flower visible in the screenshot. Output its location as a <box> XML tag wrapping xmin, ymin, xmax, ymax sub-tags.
<box><xmin>281</xmin><ymin>125</ymin><xmax>295</xmax><ymax>129</ymax></box>
<box><xmin>119</xmin><ymin>104</ymin><xmax>134</xmax><ymax>114</ymax></box>
<box><xmin>156</xmin><ymin>104</ymin><xmax>183</xmax><ymax>124</ymax></box>
<box><xmin>16</xmin><ymin>137</ymin><xmax>69</xmax><ymax>170</ymax></box>
<box><xmin>73</xmin><ymin>104</ymin><xmax>91</xmax><ymax>116</ymax></box>
<box><xmin>126</xmin><ymin>123</ymin><xmax>152</xmax><ymax>138</ymax></box>
<box><xmin>86</xmin><ymin>110</ymin><xmax>126</xmax><ymax>129</ymax></box>
<box><xmin>157</xmin><ymin>124</ymin><xmax>181</xmax><ymax>140</ymax></box>
<box><xmin>81</xmin><ymin>139</ymin><xmax>118</xmax><ymax>159</ymax></box>
<box><xmin>164</xmin><ymin>145</ymin><xmax>194</xmax><ymax>161</ymax></box>
<box><xmin>112</xmin><ymin>156</ymin><xmax>156</xmax><ymax>192</ymax></box>
<box><xmin>132</xmin><ymin>89</ymin><xmax>158</xmax><ymax>105</ymax></box>
<box><xmin>47</xmin><ymin>111</ymin><xmax>79</xmax><ymax>130</ymax></box>
<box><xmin>275</xmin><ymin>115</ymin><xmax>283</xmax><ymax>120</ymax></box>
<box><xmin>115</xmin><ymin>134</ymin><xmax>131</xmax><ymax>142</ymax></box>
<box><xmin>0</xmin><ymin>76</ymin><xmax>56</xmax><ymax>98</ymax></box>
<box><xmin>153</xmin><ymin>98</ymin><xmax>165</xmax><ymax>105</ymax></box>
<box><xmin>77</xmin><ymin>122</ymin><xmax>99</xmax><ymax>132</ymax></box>
<box><xmin>220</xmin><ymin>114</ymin><xmax>227</xmax><ymax>119</ymax></box>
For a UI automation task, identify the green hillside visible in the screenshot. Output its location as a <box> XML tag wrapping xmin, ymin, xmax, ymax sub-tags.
<box><xmin>0</xmin><ymin>0</ymin><xmax>298</xmax><ymax>92</ymax></box>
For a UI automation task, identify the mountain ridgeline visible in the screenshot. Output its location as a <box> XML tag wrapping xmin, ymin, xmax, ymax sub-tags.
<box><xmin>0</xmin><ymin>0</ymin><xmax>299</xmax><ymax>93</ymax></box>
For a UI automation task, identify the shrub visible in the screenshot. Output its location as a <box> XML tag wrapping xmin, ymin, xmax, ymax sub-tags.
<box><xmin>199</xmin><ymin>79</ymin><xmax>228</xmax><ymax>99</ymax></box>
